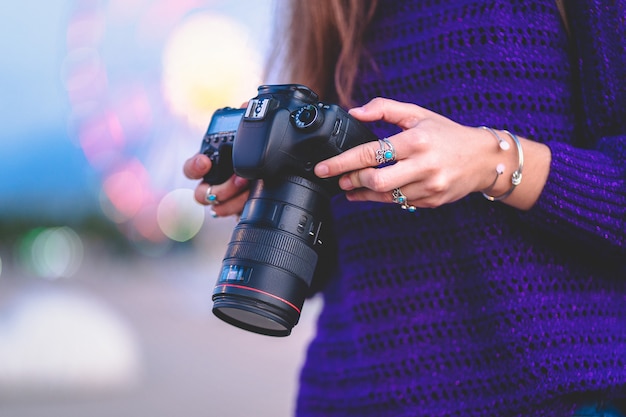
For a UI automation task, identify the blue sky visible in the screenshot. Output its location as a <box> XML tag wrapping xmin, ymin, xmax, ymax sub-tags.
<box><xmin>0</xmin><ymin>1</ymin><xmax>98</xmax><ymax>218</ymax></box>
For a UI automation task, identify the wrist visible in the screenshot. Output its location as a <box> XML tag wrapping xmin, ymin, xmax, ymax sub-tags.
<box><xmin>477</xmin><ymin>127</ymin><xmax>524</xmax><ymax>200</ymax></box>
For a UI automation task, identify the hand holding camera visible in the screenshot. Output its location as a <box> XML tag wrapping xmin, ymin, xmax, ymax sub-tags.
<box><xmin>183</xmin><ymin>153</ymin><xmax>250</xmax><ymax>217</ymax></box>
<box><xmin>185</xmin><ymin>84</ymin><xmax>378</xmax><ymax>337</ymax></box>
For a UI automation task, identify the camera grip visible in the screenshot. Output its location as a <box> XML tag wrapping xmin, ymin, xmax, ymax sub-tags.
<box><xmin>200</xmin><ymin>142</ymin><xmax>234</xmax><ymax>185</ymax></box>
<box><xmin>199</xmin><ymin>107</ymin><xmax>245</xmax><ymax>184</ymax></box>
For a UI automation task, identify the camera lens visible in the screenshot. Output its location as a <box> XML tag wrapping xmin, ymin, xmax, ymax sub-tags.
<box><xmin>212</xmin><ymin>176</ymin><xmax>330</xmax><ymax>336</ymax></box>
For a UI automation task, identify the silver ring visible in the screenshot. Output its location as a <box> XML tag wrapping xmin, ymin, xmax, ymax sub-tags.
<box><xmin>392</xmin><ymin>188</ymin><xmax>416</xmax><ymax>212</ymax></box>
<box><xmin>205</xmin><ymin>186</ymin><xmax>219</xmax><ymax>205</ymax></box>
<box><xmin>376</xmin><ymin>138</ymin><xmax>396</xmax><ymax>165</ymax></box>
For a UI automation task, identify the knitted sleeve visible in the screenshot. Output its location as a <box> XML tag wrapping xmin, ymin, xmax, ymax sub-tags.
<box><xmin>521</xmin><ymin>0</ymin><xmax>626</xmax><ymax>259</ymax></box>
<box><xmin>526</xmin><ymin>139</ymin><xmax>626</xmax><ymax>258</ymax></box>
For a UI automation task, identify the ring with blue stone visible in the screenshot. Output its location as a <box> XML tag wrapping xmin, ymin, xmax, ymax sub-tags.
<box><xmin>376</xmin><ymin>138</ymin><xmax>396</xmax><ymax>165</ymax></box>
<box><xmin>205</xmin><ymin>186</ymin><xmax>220</xmax><ymax>205</ymax></box>
<box><xmin>392</xmin><ymin>188</ymin><xmax>416</xmax><ymax>212</ymax></box>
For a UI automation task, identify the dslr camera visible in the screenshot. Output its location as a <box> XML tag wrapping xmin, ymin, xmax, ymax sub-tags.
<box><xmin>200</xmin><ymin>84</ymin><xmax>377</xmax><ymax>336</ymax></box>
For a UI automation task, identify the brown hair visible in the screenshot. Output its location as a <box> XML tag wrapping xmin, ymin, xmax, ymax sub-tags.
<box><xmin>265</xmin><ymin>0</ymin><xmax>378</xmax><ymax>107</ymax></box>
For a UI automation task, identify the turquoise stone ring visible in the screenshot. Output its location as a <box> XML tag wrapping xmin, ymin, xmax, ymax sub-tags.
<box><xmin>392</xmin><ymin>188</ymin><xmax>416</xmax><ymax>212</ymax></box>
<box><xmin>376</xmin><ymin>138</ymin><xmax>396</xmax><ymax>165</ymax></box>
<box><xmin>205</xmin><ymin>186</ymin><xmax>220</xmax><ymax>205</ymax></box>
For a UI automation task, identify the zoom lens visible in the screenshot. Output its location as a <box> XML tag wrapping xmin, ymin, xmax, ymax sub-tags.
<box><xmin>212</xmin><ymin>176</ymin><xmax>330</xmax><ymax>336</ymax></box>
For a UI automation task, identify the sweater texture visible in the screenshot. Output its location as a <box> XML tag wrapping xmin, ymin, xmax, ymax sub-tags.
<box><xmin>296</xmin><ymin>1</ymin><xmax>626</xmax><ymax>416</ymax></box>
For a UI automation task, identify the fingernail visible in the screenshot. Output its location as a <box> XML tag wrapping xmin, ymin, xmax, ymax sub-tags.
<box><xmin>315</xmin><ymin>164</ymin><xmax>329</xmax><ymax>177</ymax></box>
<box><xmin>194</xmin><ymin>156</ymin><xmax>208</xmax><ymax>171</ymax></box>
<box><xmin>209</xmin><ymin>209</ymin><xmax>218</xmax><ymax>218</ymax></box>
<box><xmin>348</xmin><ymin>106</ymin><xmax>364</xmax><ymax>114</ymax></box>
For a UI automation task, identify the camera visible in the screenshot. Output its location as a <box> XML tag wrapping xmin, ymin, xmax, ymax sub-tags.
<box><xmin>200</xmin><ymin>84</ymin><xmax>378</xmax><ymax>336</ymax></box>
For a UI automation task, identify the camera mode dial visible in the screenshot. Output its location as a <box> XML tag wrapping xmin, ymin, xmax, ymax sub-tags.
<box><xmin>291</xmin><ymin>104</ymin><xmax>324</xmax><ymax>130</ymax></box>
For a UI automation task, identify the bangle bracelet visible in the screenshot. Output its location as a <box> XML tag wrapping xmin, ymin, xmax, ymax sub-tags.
<box><xmin>479</xmin><ymin>126</ymin><xmax>507</xmax><ymax>196</ymax></box>
<box><xmin>481</xmin><ymin>162</ymin><xmax>506</xmax><ymax>196</ymax></box>
<box><xmin>482</xmin><ymin>129</ymin><xmax>524</xmax><ymax>201</ymax></box>
<box><xmin>479</xmin><ymin>126</ymin><xmax>510</xmax><ymax>151</ymax></box>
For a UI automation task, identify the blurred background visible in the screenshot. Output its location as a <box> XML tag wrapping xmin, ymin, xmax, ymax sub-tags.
<box><xmin>0</xmin><ymin>1</ymin><xmax>322</xmax><ymax>416</ymax></box>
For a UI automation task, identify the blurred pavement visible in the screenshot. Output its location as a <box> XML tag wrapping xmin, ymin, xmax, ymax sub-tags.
<box><xmin>0</xmin><ymin>221</ymin><xmax>321</xmax><ymax>417</ymax></box>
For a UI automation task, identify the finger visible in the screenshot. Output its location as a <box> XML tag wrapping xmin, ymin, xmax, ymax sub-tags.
<box><xmin>194</xmin><ymin>175</ymin><xmax>249</xmax><ymax>206</ymax></box>
<box><xmin>210</xmin><ymin>190</ymin><xmax>249</xmax><ymax>218</ymax></box>
<box><xmin>184</xmin><ymin>154</ymin><xmax>212</xmax><ymax>180</ymax></box>
<box><xmin>348</xmin><ymin>97</ymin><xmax>432</xmax><ymax>129</ymax></box>
<box><xmin>344</xmin><ymin>187</ymin><xmax>396</xmax><ymax>204</ymax></box>
<box><xmin>345</xmin><ymin>183</ymin><xmax>438</xmax><ymax>209</ymax></box>
<box><xmin>194</xmin><ymin>183</ymin><xmax>213</xmax><ymax>205</ymax></box>
<box><xmin>316</xmin><ymin>131</ymin><xmax>420</xmax><ymax>180</ymax></box>
<box><xmin>339</xmin><ymin>159</ymin><xmax>427</xmax><ymax>192</ymax></box>
<box><xmin>314</xmin><ymin>140</ymin><xmax>382</xmax><ymax>178</ymax></box>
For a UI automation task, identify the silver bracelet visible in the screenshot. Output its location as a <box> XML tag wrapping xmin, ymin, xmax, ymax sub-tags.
<box><xmin>479</xmin><ymin>126</ymin><xmax>506</xmax><ymax>196</ymax></box>
<box><xmin>482</xmin><ymin>129</ymin><xmax>524</xmax><ymax>202</ymax></box>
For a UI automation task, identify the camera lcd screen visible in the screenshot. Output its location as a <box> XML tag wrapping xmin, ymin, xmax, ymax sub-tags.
<box><xmin>208</xmin><ymin>110</ymin><xmax>244</xmax><ymax>134</ymax></box>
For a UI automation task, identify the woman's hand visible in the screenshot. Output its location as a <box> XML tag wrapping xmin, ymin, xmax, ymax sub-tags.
<box><xmin>314</xmin><ymin>97</ymin><xmax>550</xmax><ymax>210</ymax></box>
<box><xmin>183</xmin><ymin>153</ymin><xmax>249</xmax><ymax>217</ymax></box>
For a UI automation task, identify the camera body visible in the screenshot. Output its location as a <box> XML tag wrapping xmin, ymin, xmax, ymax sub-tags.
<box><xmin>200</xmin><ymin>84</ymin><xmax>377</xmax><ymax>192</ymax></box>
<box><xmin>200</xmin><ymin>84</ymin><xmax>378</xmax><ymax>336</ymax></box>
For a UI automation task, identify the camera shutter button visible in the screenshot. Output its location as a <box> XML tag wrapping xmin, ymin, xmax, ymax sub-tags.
<box><xmin>292</xmin><ymin>104</ymin><xmax>324</xmax><ymax>130</ymax></box>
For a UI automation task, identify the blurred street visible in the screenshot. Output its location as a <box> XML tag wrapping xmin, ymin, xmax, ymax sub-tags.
<box><xmin>0</xmin><ymin>220</ymin><xmax>321</xmax><ymax>417</ymax></box>
<box><xmin>0</xmin><ymin>2</ymin><xmax>312</xmax><ymax>415</ymax></box>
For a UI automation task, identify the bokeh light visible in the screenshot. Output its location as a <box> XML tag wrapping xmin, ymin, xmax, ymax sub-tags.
<box><xmin>63</xmin><ymin>1</ymin><xmax>265</xmax><ymax>246</ymax></box>
<box><xmin>15</xmin><ymin>227</ymin><xmax>84</xmax><ymax>280</ymax></box>
<box><xmin>101</xmin><ymin>160</ymin><xmax>152</xmax><ymax>222</ymax></box>
<box><xmin>61</xmin><ymin>47</ymin><xmax>103</xmax><ymax>94</ymax></box>
<box><xmin>157</xmin><ymin>188</ymin><xmax>205</xmax><ymax>242</ymax></box>
<box><xmin>161</xmin><ymin>11</ymin><xmax>262</xmax><ymax>129</ymax></box>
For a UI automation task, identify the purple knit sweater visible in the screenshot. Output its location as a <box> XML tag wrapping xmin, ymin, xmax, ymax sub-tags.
<box><xmin>296</xmin><ymin>1</ymin><xmax>626</xmax><ymax>416</ymax></box>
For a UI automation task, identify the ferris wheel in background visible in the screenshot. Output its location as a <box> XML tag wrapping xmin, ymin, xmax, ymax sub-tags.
<box><xmin>62</xmin><ymin>0</ymin><xmax>267</xmax><ymax>250</ymax></box>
